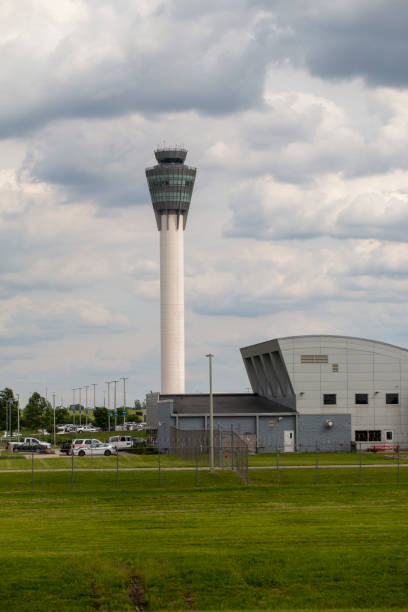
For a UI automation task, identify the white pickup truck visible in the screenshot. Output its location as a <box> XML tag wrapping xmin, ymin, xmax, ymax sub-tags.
<box><xmin>108</xmin><ymin>435</ymin><xmax>135</xmax><ymax>450</ymax></box>
<box><xmin>8</xmin><ymin>437</ymin><xmax>52</xmax><ymax>451</ymax></box>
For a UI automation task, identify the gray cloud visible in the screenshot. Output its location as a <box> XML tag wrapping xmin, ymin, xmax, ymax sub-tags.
<box><xmin>226</xmin><ymin>179</ymin><xmax>408</xmax><ymax>242</ymax></box>
<box><xmin>253</xmin><ymin>0</ymin><xmax>408</xmax><ymax>88</ymax></box>
<box><xmin>0</xmin><ymin>296</ymin><xmax>129</xmax><ymax>347</ymax></box>
<box><xmin>0</xmin><ymin>1</ymin><xmax>269</xmax><ymax>139</ymax></box>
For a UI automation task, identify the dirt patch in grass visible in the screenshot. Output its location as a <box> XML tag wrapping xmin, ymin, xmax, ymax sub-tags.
<box><xmin>128</xmin><ymin>574</ymin><xmax>148</xmax><ymax>611</ymax></box>
<box><xmin>90</xmin><ymin>581</ymin><xmax>102</xmax><ymax>610</ymax></box>
<box><xmin>185</xmin><ymin>592</ymin><xmax>194</xmax><ymax>610</ymax></box>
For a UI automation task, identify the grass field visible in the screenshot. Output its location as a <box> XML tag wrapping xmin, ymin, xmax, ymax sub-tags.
<box><xmin>0</xmin><ymin>450</ymin><xmax>407</xmax><ymax>472</ymax></box>
<box><xmin>0</xmin><ymin>468</ymin><xmax>408</xmax><ymax>611</ymax></box>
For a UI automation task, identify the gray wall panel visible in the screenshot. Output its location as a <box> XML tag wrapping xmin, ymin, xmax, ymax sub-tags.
<box><xmin>298</xmin><ymin>414</ymin><xmax>351</xmax><ymax>452</ymax></box>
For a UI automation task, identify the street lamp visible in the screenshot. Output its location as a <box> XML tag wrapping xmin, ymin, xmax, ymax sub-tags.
<box><xmin>205</xmin><ymin>353</ymin><xmax>214</xmax><ymax>472</ymax></box>
<box><xmin>113</xmin><ymin>380</ymin><xmax>119</xmax><ymax>431</ymax></box>
<box><xmin>78</xmin><ymin>387</ymin><xmax>82</xmax><ymax>426</ymax></box>
<box><xmin>85</xmin><ymin>385</ymin><xmax>89</xmax><ymax>426</ymax></box>
<box><xmin>16</xmin><ymin>394</ymin><xmax>20</xmax><ymax>435</ymax></box>
<box><xmin>52</xmin><ymin>393</ymin><xmax>56</xmax><ymax>448</ymax></box>
<box><xmin>92</xmin><ymin>383</ymin><xmax>97</xmax><ymax>411</ymax></box>
<box><xmin>106</xmin><ymin>381</ymin><xmax>111</xmax><ymax>431</ymax></box>
<box><xmin>121</xmin><ymin>377</ymin><xmax>128</xmax><ymax>427</ymax></box>
<box><xmin>72</xmin><ymin>388</ymin><xmax>76</xmax><ymax>425</ymax></box>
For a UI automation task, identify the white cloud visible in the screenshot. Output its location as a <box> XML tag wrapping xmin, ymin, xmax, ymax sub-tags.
<box><xmin>0</xmin><ymin>0</ymin><xmax>408</xmax><ymax>405</ymax></box>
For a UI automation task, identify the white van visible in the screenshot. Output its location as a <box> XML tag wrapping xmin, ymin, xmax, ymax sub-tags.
<box><xmin>108</xmin><ymin>435</ymin><xmax>134</xmax><ymax>451</ymax></box>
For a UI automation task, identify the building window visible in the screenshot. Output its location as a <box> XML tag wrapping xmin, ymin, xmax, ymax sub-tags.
<box><xmin>369</xmin><ymin>430</ymin><xmax>381</xmax><ymax>442</ymax></box>
<box><xmin>301</xmin><ymin>354</ymin><xmax>328</xmax><ymax>363</ymax></box>
<box><xmin>355</xmin><ymin>431</ymin><xmax>368</xmax><ymax>442</ymax></box>
<box><xmin>332</xmin><ymin>363</ymin><xmax>339</xmax><ymax>372</ymax></box>
<box><xmin>386</xmin><ymin>431</ymin><xmax>393</xmax><ymax>441</ymax></box>
<box><xmin>355</xmin><ymin>393</ymin><xmax>368</xmax><ymax>404</ymax></box>
<box><xmin>323</xmin><ymin>394</ymin><xmax>336</xmax><ymax>405</ymax></box>
<box><xmin>386</xmin><ymin>393</ymin><xmax>399</xmax><ymax>404</ymax></box>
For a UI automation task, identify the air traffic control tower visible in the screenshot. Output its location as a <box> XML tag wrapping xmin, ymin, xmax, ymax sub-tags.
<box><xmin>145</xmin><ymin>148</ymin><xmax>197</xmax><ymax>394</ymax></box>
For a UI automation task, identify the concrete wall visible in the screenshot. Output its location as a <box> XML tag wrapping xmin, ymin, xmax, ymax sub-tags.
<box><xmin>297</xmin><ymin>414</ymin><xmax>351</xmax><ymax>452</ymax></box>
<box><xmin>160</xmin><ymin>213</ymin><xmax>185</xmax><ymax>394</ymax></box>
<box><xmin>146</xmin><ymin>392</ymin><xmax>160</xmax><ymax>428</ymax></box>
<box><xmin>156</xmin><ymin>400</ymin><xmax>174</xmax><ymax>450</ymax></box>
<box><xmin>257</xmin><ymin>415</ymin><xmax>296</xmax><ymax>452</ymax></box>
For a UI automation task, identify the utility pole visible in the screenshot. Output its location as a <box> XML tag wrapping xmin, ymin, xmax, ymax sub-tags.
<box><xmin>78</xmin><ymin>387</ymin><xmax>82</xmax><ymax>426</ymax></box>
<box><xmin>85</xmin><ymin>386</ymin><xmax>89</xmax><ymax>426</ymax></box>
<box><xmin>92</xmin><ymin>383</ymin><xmax>97</xmax><ymax>411</ymax></box>
<box><xmin>206</xmin><ymin>353</ymin><xmax>214</xmax><ymax>472</ymax></box>
<box><xmin>72</xmin><ymin>388</ymin><xmax>76</xmax><ymax>425</ymax></box>
<box><xmin>121</xmin><ymin>377</ymin><xmax>128</xmax><ymax>426</ymax></box>
<box><xmin>113</xmin><ymin>380</ymin><xmax>119</xmax><ymax>431</ymax></box>
<box><xmin>16</xmin><ymin>393</ymin><xmax>19</xmax><ymax>435</ymax></box>
<box><xmin>9</xmin><ymin>396</ymin><xmax>13</xmax><ymax>438</ymax></box>
<box><xmin>106</xmin><ymin>381</ymin><xmax>111</xmax><ymax>432</ymax></box>
<box><xmin>52</xmin><ymin>393</ymin><xmax>56</xmax><ymax>448</ymax></box>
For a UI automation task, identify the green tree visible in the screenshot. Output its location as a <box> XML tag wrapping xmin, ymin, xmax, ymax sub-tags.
<box><xmin>0</xmin><ymin>388</ymin><xmax>18</xmax><ymax>433</ymax></box>
<box><xmin>40</xmin><ymin>406</ymin><xmax>71</xmax><ymax>433</ymax></box>
<box><xmin>56</xmin><ymin>407</ymin><xmax>70</xmax><ymax>425</ymax></box>
<box><xmin>93</xmin><ymin>406</ymin><xmax>108</xmax><ymax>430</ymax></box>
<box><xmin>23</xmin><ymin>392</ymin><xmax>50</xmax><ymax>430</ymax></box>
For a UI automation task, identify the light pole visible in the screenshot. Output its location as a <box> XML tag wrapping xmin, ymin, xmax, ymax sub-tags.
<box><xmin>113</xmin><ymin>380</ymin><xmax>119</xmax><ymax>431</ymax></box>
<box><xmin>72</xmin><ymin>388</ymin><xmax>76</xmax><ymax>425</ymax></box>
<box><xmin>106</xmin><ymin>381</ymin><xmax>111</xmax><ymax>432</ymax></box>
<box><xmin>17</xmin><ymin>393</ymin><xmax>20</xmax><ymax>435</ymax></box>
<box><xmin>52</xmin><ymin>392</ymin><xmax>56</xmax><ymax>448</ymax></box>
<box><xmin>92</xmin><ymin>384</ymin><xmax>97</xmax><ymax>419</ymax></box>
<box><xmin>121</xmin><ymin>377</ymin><xmax>128</xmax><ymax>427</ymax></box>
<box><xmin>205</xmin><ymin>353</ymin><xmax>214</xmax><ymax>472</ymax></box>
<box><xmin>85</xmin><ymin>385</ymin><xmax>89</xmax><ymax>426</ymax></box>
<box><xmin>78</xmin><ymin>387</ymin><xmax>82</xmax><ymax>426</ymax></box>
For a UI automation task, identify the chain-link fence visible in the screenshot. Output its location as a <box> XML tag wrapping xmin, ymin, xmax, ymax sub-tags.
<box><xmin>0</xmin><ymin>436</ymin><xmax>407</xmax><ymax>492</ymax></box>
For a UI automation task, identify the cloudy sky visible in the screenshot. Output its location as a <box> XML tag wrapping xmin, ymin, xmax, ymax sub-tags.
<box><xmin>1</xmin><ymin>0</ymin><xmax>408</xmax><ymax>408</ymax></box>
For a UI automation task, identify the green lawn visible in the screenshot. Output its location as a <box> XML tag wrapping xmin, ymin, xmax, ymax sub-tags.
<box><xmin>0</xmin><ymin>469</ymin><xmax>407</xmax><ymax>611</ymax></box>
<box><xmin>0</xmin><ymin>450</ymin><xmax>407</xmax><ymax>472</ymax></box>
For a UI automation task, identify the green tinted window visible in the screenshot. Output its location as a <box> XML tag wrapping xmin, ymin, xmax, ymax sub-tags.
<box><xmin>152</xmin><ymin>193</ymin><xmax>191</xmax><ymax>202</ymax></box>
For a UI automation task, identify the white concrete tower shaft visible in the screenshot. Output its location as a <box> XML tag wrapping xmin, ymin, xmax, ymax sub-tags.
<box><xmin>160</xmin><ymin>214</ymin><xmax>185</xmax><ymax>393</ymax></box>
<box><xmin>145</xmin><ymin>148</ymin><xmax>196</xmax><ymax>395</ymax></box>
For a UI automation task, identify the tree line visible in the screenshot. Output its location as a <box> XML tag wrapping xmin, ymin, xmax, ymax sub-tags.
<box><xmin>0</xmin><ymin>388</ymin><xmax>145</xmax><ymax>433</ymax></box>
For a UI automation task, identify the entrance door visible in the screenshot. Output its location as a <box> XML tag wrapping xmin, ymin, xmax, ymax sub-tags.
<box><xmin>284</xmin><ymin>430</ymin><xmax>295</xmax><ymax>452</ymax></box>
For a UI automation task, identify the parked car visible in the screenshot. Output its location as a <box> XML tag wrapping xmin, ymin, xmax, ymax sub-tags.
<box><xmin>76</xmin><ymin>426</ymin><xmax>100</xmax><ymax>433</ymax></box>
<box><xmin>108</xmin><ymin>435</ymin><xmax>135</xmax><ymax>451</ymax></box>
<box><xmin>60</xmin><ymin>441</ymin><xmax>73</xmax><ymax>455</ymax></box>
<box><xmin>70</xmin><ymin>439</ymin><xmax>116</xmax><ymax>456</ymax></box>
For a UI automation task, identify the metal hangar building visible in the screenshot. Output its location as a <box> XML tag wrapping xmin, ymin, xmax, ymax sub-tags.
<box><xmin>150</xmin><ymin>335</ymin><xmax>408</xmax><ymax>453</ymax></box>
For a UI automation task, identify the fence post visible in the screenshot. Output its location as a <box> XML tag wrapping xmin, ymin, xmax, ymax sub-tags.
<box><xmin>71</xmin><ymin>451</ymin><xmax>74</xmax><ymax>489</ymax></box>
<box><xmin>237</xmin><ymin>448</ymin><xmax>241</xmax><ymax>485</ymax></box>
<box><xmin>31</xmin><ymin>452</ymin><xmax>34</xmax><ymax>491</ymax></box>
<box><xmin>246</xmin><ymin>447</ymin><xmax>249</xmax><ymax>486</ymax></box>
<box><xmin>315</xmin><ymin>446</ymin><xmax>319</xmax><ymax>484</ymax></box>
<box><xmin>116</xmin><ymin>448</ymin><xmax>119</xmax><ymax>489</ymax></box>
<box><xmin>195</xmin><ymin>448</ymin><xmax>199</xmax><ymax>488</ymax></box>
<box><xmin>359</xmin><ymin>442</ymin><xmax>362</xmax><ymax>482</ymax></box>
<box><xmin>158</xmin><ymin>451</ymin><xmax>161</xmax><ymax>488</ymax></box>
<box><xmin>231</xmin><ymin>425</ymin><xmax>234</xmax><ymax>470</ymax></box>
<box><xmin>397</xmin><ymin>446</ymin><xmax>400</xmax><ymax>484</ymax></box>
<box><xmin>276</xmin><ymin>447</ymin><xmax>280</xmax><ymax>485</ymax></box>
<box><xmin>218</xmin><ymin>426</ymin><xmax>222</xmax><ymax>468</ymax></box>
